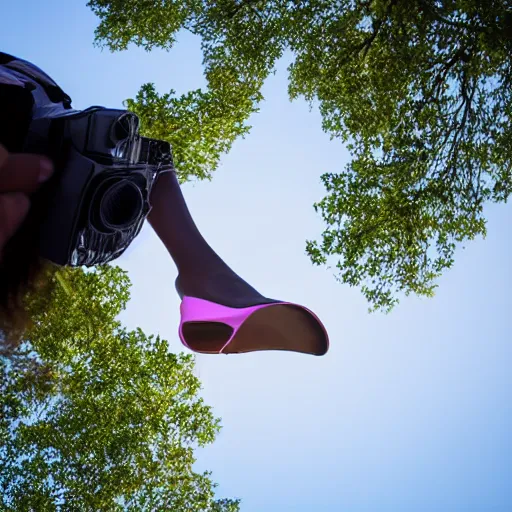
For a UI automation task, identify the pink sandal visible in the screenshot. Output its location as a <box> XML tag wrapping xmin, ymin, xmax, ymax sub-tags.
<box><xmin>179</xmin><ymin>296</ymin><xmax>329</xmax><ymax>356</ymax></box>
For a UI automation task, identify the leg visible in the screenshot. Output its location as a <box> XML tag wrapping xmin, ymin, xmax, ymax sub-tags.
<box><xmin>148</xmin><ymin>171</ymin><xmax>273</xmax><ymax>308</ymax></box>
<box><xmin>148</xmin><ymin>171</ymin><xmax>329</xmax><ymax>356</ymax></box>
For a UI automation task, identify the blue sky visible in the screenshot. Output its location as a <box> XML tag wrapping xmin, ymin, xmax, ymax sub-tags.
<box><xmin>2</xmin><ymin>2</ymin><xmax>512</xmax><ymax>511</ymax></box>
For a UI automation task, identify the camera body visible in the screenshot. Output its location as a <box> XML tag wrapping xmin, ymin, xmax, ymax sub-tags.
<box><xmin>0</xmin><ymin>52</ymin><xmax>174</xmax><ymax>266</ymax></box>
<box><xmin>26</xmin><ymin>106</ymin><xmax>173</xmax><ymax>266</ymax></box>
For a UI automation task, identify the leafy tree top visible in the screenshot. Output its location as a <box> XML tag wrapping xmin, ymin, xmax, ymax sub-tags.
<box><xmin>88</xmin><ymin>0</ymin><xmax>511</xmax><ymax>310</ymax></box>
<box><xmin>1</xmin><ymin>266</ymin><xmax>240</xmax><ymax>511</ymax></box>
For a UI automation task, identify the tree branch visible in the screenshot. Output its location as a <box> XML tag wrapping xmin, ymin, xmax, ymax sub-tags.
<box><xmin>419</xmin><ymin>0</ymin><xmax>486</xmax><ymax>32</ymax></box>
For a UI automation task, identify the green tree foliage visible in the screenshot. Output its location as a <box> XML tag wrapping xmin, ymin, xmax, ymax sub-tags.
<box><xmin>0</xmin><ymin>266</ymin><xmax>240</xmax><ymax>511</ymax></box>
<box><xmin>88</xmin><ymin>0</ymin><xmax>512</xmax><ymax>310</ymax></box>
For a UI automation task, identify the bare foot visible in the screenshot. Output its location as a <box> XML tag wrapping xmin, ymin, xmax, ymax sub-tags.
<box><xmin>175</xmin><ymin>267</ymin><xmax>277</xmax><ymax>308</ymax></box>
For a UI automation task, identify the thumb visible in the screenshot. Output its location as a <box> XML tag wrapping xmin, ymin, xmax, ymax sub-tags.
<box><xmin>0</xmin><ymin>193</ymin><xmax>30</xmax><ymax>257</ymax></box>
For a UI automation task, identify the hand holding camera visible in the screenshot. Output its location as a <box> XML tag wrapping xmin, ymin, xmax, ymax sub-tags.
<box><xmin>0</xmin><ymin>144</ymin><xmax>53</xmax><ymax>259</ymax></box>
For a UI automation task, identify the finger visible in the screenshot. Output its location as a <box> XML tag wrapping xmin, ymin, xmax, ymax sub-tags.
<box><xmin>0</xmin><ymin>192</ymin><xmax>30</xmax><ymax>253</ymax></box>
<box><xmin>0</xmin><ymin>146</ymin><xmax>54</xmax><ymax>193</ymax></box>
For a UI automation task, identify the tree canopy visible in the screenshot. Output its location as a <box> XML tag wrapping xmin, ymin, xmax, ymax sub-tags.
<box><xmin>88</xmin><ymin>0</ymin><xmax>512</xmax><ymax>310</ymax></box>
<box><xmin>0</xmin><ymin>265</ymin><xmax>240</xmax><ymax>511</ymax></box>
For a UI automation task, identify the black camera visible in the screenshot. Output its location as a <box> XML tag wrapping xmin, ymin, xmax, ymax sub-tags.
<box><xmin>0</xmin><ymin>52</ymin><xmax>174</xmax><ymax>266</ymax></box>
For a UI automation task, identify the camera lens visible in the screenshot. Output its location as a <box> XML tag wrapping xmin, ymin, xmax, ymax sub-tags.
<box><xmin>90</xmin><ymin>179</ymin><xmax>144</xmax><ymax>232</ymax></box>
